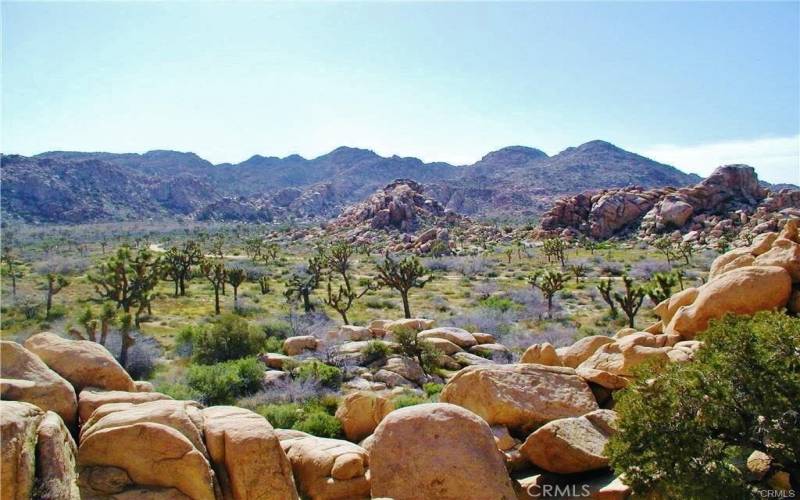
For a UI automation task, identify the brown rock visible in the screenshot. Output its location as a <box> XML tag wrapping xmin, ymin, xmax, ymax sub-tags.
<box><xmin>559</xmin><ymin>336</ymin><xmax>615</xmax><ymax>368</ymax></box>
<box><xmin>520</xmin><ymin>410</ymin><xmax>617</xmax><ymax>474</ymax></box>
<box><xmin>24</xmin><ymin>332</ymin><xmax>135</xmax><ymax>392</ymax></box>
<box><xmin>282</xmin><ymin>336</ymin><xmax>318</xmax><ymax>356</ymax></box>
<box><xmin>708</xmin><ymin>247</ymin><xmax>753</xmax><ymax>280</ymax></box>
<box><xmin>36</xmin><ymin>411</ymin><xmax>81</xmax><ymax>499</ymax></box>
<box><xmin>385</xmin><ymin>318</ymin><xmax>435</xmax><ymax>334</ymax></box>
<box><xmin>277</xmin><ymin>429</ymin><xmax>370</xmax><ymax>500</ymax></box>
<box><xmin>369</xmin><ymin>403</ymin><xmax>515</xmax><ymax>500</ymax></box>
<box><xmin>754</xmin><ymin>238</ymin><xmax>800</xmax><ymax>282</ymax></box>
<box><xmin>666</xmin><ymin>266</ymin><xmax>792</xmax><ymax>339</ymax></box>
<box><xmin>0</xmin><ymin>340</ymin><xmax>78</xmax><ymax>427</ymax></box>
<box><xmin>424</xmin><ymin>337</ymin><xmax>463</xmax><ymax>355</ymax></box>
<box><xmin>78</xmin><ymin>421</ymin><xmax>217</xmax><ymax>500</ymax></box>
<box><xmin>417</xmin><ymin>327</ymin><xmax>477</xmax><ymax>348</ymax></box>
<box><xmin>78</xmin><ymin>389</ymin><xmax>172</xmax><ymax>423</ymax></box>
<box><xmin>202</xmin><ymin>406</ymin><xmax>298</xmax><ymax>500</ymax></box>
<box><xmin>653</xmin><ymin>287</ymin><xmax>699</xmax><ymax>325</ymax></box>
<box><xmin>440</xmin><ymin>364</ymin><xmax>598</xmax><ymax>433</ymax></box>
<box><xmin>749</xmin><ymin>232</ymin><xmax>778</xmax><ymax>255</ymax></box>
<box><xmin>520</xmin><ymin>343</ymin><xmax>561</xmax><ymax>366</ymax></box>
<box><xmin>472</xmin><ymin>332</ymin><xmax>497</xmax><ymax>344</ymax></box>
<box><xmin>335</xmin><ymin>391</ymin><xmax>394</xmax><ymax>442</ymax></box>
<box><xmin>577</xmin><ymin>340</ymin><xmax>670</xmax><ymax>377</ymax></box>
<box><xmin>1</xmin><ymin>401</ymin><xmax>43</xmax><ymax>500</ymax></box>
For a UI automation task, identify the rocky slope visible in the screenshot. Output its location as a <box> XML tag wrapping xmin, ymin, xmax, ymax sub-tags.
<box><xmin>1</xmin><ymin>141</ymin><xmax>704</xmax><ymax>224</ymax></box>
<box><xmin>2</xmin><ymin>221</ymin><xmax>797</xmax><ymax>498</ymax></box>
<box><xmin>538</xmin><ymin>165</ymin><xmax>800</xmax><ymax>243</ymax></box>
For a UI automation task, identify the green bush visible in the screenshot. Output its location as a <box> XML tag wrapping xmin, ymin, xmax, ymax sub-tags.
<box><xmin>263</xmin><ymin>336</ymin><xmax>284</xmax><ymax>354</ymax></box>
<box><xmin>423</xmin><ymin>382</ymin><xmax>443</xmax><ymax>397</ymax></box>
<box><xmin>262</xmin><ymin>319</ymin><xmax>293</xmax><ymax>339</ymax></box>
<box><xmin>186</xmin><ymin>357</ymin><xmax>264</xmax><ymax>405</ymax></box>
<box><xmin>479</xmin><ymin>296</ymin><xmax>515</xmax><ymax>312</ymax></box>
<box><xmin>392</xmin><ymin>393</ymin><xmax>427</xmax><ymax>409</ymax></box>
<box><xmin>193</xmin><ymin>314</ymin><xmax>266</xmax><ymax>364</ymax></box>
<box><xmin>294</xmin><ymin>360</ymin><xmax>343</xmax><ymax>389</ymax></box>
<box><xmin>607</xmin><ymin>312</ymin><xmax>800</xmax><ymax>498</ymax></box>
<box><xmin>156</xmin><ymin>382</ymin><xmax>199</xmax><ymax>401</ymax></box>
<box><xmin>292</xmin><ymin>411</ymin><xmax>343</xmax><ymax>438</ymax></box>
<box><xmin>362</xmin><ymin>340</ymin><xmax>391</xmax><ymax>363</ymax></box>
<box><xmin>258</xmin><ymin>402</ymin><xmax>303</xmax><ymax>429</ymax></box>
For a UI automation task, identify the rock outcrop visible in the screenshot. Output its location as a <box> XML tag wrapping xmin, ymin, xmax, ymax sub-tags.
<box><xmin>440</xmin><ymin>364</ymin><xmax>598</xmax><ymax>433</ymax></box>
<box><xmin>335</xmin><ymin>392</ymin><xmax>394</xmax><ymax>443</ymax></box>
<box><xmin>369</xmin><ymin>403</ymin><xmax>516</xmax><ymax>500</ymax></box>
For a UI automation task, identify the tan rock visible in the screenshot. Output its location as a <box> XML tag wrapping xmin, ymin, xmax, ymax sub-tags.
<box><xmin>78</xmin><ymin>389</ymin><xmax>172</xmax><ymax>423</ymax></box>
<box><xmin>521</xmin><ymin>342</ymin><xmax>561</xmax><ymax>366</ymax></box>
<box><xmin>595</xmin><ymin>475</ymin><xmax>632</xmax><ymax>500</ymax></box>
<box><xmin>385</xmin><ymin>318</ymin><xmax>435</xmax><ymax>334</ymax></box>
<box><xmin>78</xmin><ymin>421</ymin><xmax>217</xmax><ymax>500</ymax></box>
<box><xmin>78</xmin><ymin>465</ymin><xmax>132</xmax><ymax>495</ymax></box>
<box><xmin>789</xmin><ymin>289</ymin><xmax>800</xmax><ymax>314</ymax></box>
<box><xmin>746</xmin><ymin>450</ymin><xmax>771</xmax><ymax>481</ymax></box>
<box><xmin>575</xmin><ymin>367</ymin><xmax>629</xmax><ymax>390</ymax></box>
<box><xmin>559</xmin><ymin>336</ymin><xmax>615</xmax><ymax>368</ymax></box>
<box><xmin>754</xmin><ymin>238</ymin><xmax>800</xmax><ymax>282</ymax></box>
<box><xmin>260</xmin><ymin>352</ymin><xmax>292</xmax><ymax>370</ymax></box>
<box><xmin>202</xmin><ymin>406</ymin><xmax>298</xmax><ymax>500</ymax></box>
<box><xmin>666</xmin><ymin>266</ymin><xmax>792</xmax><ymax>339</ymax></box>
<box><xmin>24</xmin><ymin>332</ymin><xmax>135</xmax><ymax>392</ymax></box>
<box><xmin>440</xmin><ymin>364</ymin><xmax>598</xmax><ymax>433</ymax></box>
<box><xmin>577</xmin><ymin>340</ymin><xmax>670</xmax><ymax>377</ymax></box>
<box><xmin>709</xmin><ymin>246</ymin><xmax>755</xmax><ymax>277</ymax></box>
<box><xmin>1</xmin><ymin>401</ymin><xmax>43</xmax><ymax>500</ymax></box>
<box><xmin>612</xmin><ymin>327</ymin><xmax>637</xmax><ymax>339</ymax></box>
<box><xmin>749</xmin><ymin>231</ymin><xmax>778</xmax><ymax>255</ymax></box>
<box><xmin>282</xmin><ymin>336</ymin><xmax>318</xmax><ymax>356</ymax></box>
<box><xmin>471</xmin><ymin>332</ymin><xmax>497</xmax><ymax>344</ymax></box>
<box><xmin>490</xmin><ymin>425</ymin><xmax>519</xmax><ymax>451</ymax></box>
<box><xmin>335</xmin><ymin>391</ymin><xmax>394</xmax><ymax>442</ymax></box>
<box><xmin>469</xmin><ymin>343</ymin><xmax>512</xmax><ymax>361</ymax></box>
<box><xmin>80</xmin><ymin>400</ymin><xmax>207</xmax><ymax>456</ymax></box>
<box><xmin>711</xmin><ymin>253</ymin><xmax>756</xmax><ymax>280</ymax></box>
<box><xmin>383</xmin><ymin>356</ymin><xmax>425</xmax><ymax>384</ymax></box>
<box><xmin>335</xmin><ymin>325</ymin><xmax>373</xmax><ymax>342</ymax></box>
<box><xmin>36</xmin><ymin>411</ymin><xmax>81</xmax><ymax>499</ymax></box>
<box><xmin>778</xmin><ymin>218</ymin><xmax>798</xmax><ymax>243</ymax></box>
<box><xmin>369</xmin><ymin>403</ymin><xmax>515</xmax><ymax>500</ymax></box>
<box><xmin>424</xmin><ymin>337</ymin><xmax>463</xmax><ymax>355</ymax></box>
<box><xmin>134</xmin><ymin>381</ymin><xmax>155</xmax><ymax>392</ymax></box>
<box><xmin>417</xmin><ymin>327</ymin><xmax>477</xmax><ymax>348</ymax></box>
<box><xmin>520</xmin><ymin>410</ymin><xmax>617</xmax><ymax>474</ymax></box>
<box><xmin>0</xmin><ymin>340</ymin><xmax>78</xmax><ymax>427</ymax></box>
<box><xmin>277</xmin><ymin>430</ymin><xmax>370</xmax><ymax>500</ymax></box>
<box><xmin>653</xmin><ymin>287</ymin><xmax>699</xmax><ymax>324</ymax></box>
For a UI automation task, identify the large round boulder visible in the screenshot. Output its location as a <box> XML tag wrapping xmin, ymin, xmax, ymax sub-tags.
<box><xmin>417</xmin><ymin>327</ymin><xmax>477</xmax><ymax>349</ymax></box>
<box><xmin>36</xmin><ymin>410</ymin><xmax>81</xmax><ymax>499</ymax></box>
<box><xmin>334</xmin><ymin>391</ymin><xmax>394</xmax><ymax>442</ymax></box>
<box><xmin>665</xmin><ymin>266</ymin><xmax>792</xmax><ymax>339</ymax></box>
<box><xmin>369</xmin><ymin>403</ymin><xmax>515</xmax><ymax>500</ymax></box>
<box><xmin>520</xmin><ymin>409</ymin><xmax>617</xmax><ymax>474</ymax></box>
<box><xmin>440</xmin><ymin>364</ymin><xmax>598</xmax><ymax>433</ymax></box>
<box><xmin>78</xmin><ymin>389</ymin><xmax>172</xmax><ymax>424</ymax></box>
<box><xmin>23</xmin><ymin>333</ymin><xmax>135</xmax><ymax>392</ymax></box>
<box><xmin>557</xmin><ymin>336</ymin><xmax>614</xmax><ymax>368</ymax></box>
<box><xmin>1</xmin><ymin>401</ymin><xmax>44</xmax><ymax>500</ymax></box>
<box><xmin>0</xmin><ymin>340</ymin><xmax>78</xmax><ymax>427</ymax></box>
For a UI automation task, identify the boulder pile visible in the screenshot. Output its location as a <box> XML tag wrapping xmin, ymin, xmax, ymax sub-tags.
<box><xmin>539</xmin><ymin>164</ymin><xmax>799</xmax><ymax>245</ymax></box>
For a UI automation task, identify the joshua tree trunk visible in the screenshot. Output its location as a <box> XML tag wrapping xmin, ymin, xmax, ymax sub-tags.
<box><xmin>401</xmin><ymin>291</ymin><xmax>411</xmax><ymax>319</ymax></box>
<box><xmin>213</xmin><ymin>286</ymin><xmax>221</xmax><ymax>314</ymax></box>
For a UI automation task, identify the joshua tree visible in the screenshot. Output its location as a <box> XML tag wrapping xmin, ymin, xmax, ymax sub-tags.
<box><xmin>542</xmin><ymin>238</ymin><xmax>567</xmax><ymax>267</ymax></box>
<box><xmin>323</xmin><ymin>242</ymin><xmax>376</xmax><ymax>324</ymax></box>
<box><xmin>614</xmin><ymin>274</ymin><xmax>647</xmax><ymax>328</ymax></box>
<box><xmin>597</xmin><ymin>278</ymin><xmax>619</xmax><ymax>318</ymax></box>
<box><xmin>676</xmin><ymin>241</ymin><xmax>694</xmax><ymax>266</ymax></box>
<box><xmin>262</xmin><ymin>243</ymin><xmax>280</xmax><ymax>266</ymax></box>
<box><xmin>376</xmin><ymin>255</ymin><xmax>432</xmax><ymax>319</ymax></box>
<box><xmin>570</xmin><ymin>263</ymin><xmax>587</xmax><ymax>284</ymax></box>
<box><xmin>504</xmin><ymin>247</ymin><xmax>513</xmax><ymax>264</ymax></box>
<box><xmin>652</xmin><ymin>237</ymin><xmax>676</xmax><ymax>267</ymax></box>
<box><xmin>162</xmin><ymin>240</ymin><xmax>203</xmax><ymax>297</ymax></box>
<box><xmin>529</xmin><ymin>269</ymin><xmax>567</xmax><ymax>318</ymax></box>
<box><xmin>580</xmin><ymin>237</ymin><xmax>598</xmax><ymax>255</ymax></box>
<box><xmin>118</xmin><ymin>313</ymin><xmax>134</xmax><ymax>369</ymax></box>
<box><xmin>226</xmin><ymin>266</ymin><xmax>247</xmax><ymax>309</ymax></box>
<box><xmin>89</xmin><ymin>246</ymin><xmax>160</xmax><ymax>326</ymax></box>
<box><xmin>201</xmin><ymin>259</ymin><xmax>227</xmax><ymax>315</ymax></box>
<box><xmin>646</xmin><ymin>272</ymin><xmax>678</xmax><ymax>304</ymax></box>
<box><xmin>78</xmin><ymin>306</ymin><xmax>98</xmax><ymax>342</ymax></box>
<box><xmin>515</xmin><ymin>239</ymin><xmax>525</xmax><ymax>259</ymax></box>
<box><xmin>258</xmin><ymin>275</ymin><xmax>270</xmax><ymax>295</ymax></box>
<box><xmin>99</xmin><ymin>302</ymin><xmax>116</xmax><ymax>346</ymax></box>
<box><xmin>284</xmin><ymin>250</ymin><xmax>325</xmax><ymax>313</ymax></box>
<box><xmin>1</xmin><ymin>241</ymin><xmax>19</xmax><ymax>297</ymax></box>
<box><xmin>244</xmin><ymin>237</ymin><xmax>264</xmax><ymax>260</ymax></box>
<box><xmin>44</xmin><ymin>273</ymin><xmax>69</xmax><ymax>318</ymax></box>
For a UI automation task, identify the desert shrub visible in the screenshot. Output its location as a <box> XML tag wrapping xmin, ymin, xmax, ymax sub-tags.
<box><xmin>263</xmin><ymin>336</ymin><xmax>284</xmax><ymax>354</ymax></box>
<box><xmin>257</xmin><ymin>402</ymin><xmax>303</xmax><ymax>429</ymax></box>
<box><xmin>291</xmin><ymin>410</ymin><xmax>343</xmax><ymax>438</ymax></box>
<box><xmin>392</xmin><ymin>393</ymin><xmax>427</xmax><ymax>409</ymax></box>
<box><xmin>174</xmin><ymin>325</ymin><xmax>202</xmax><ymax>358</ymax></box>
<box><xmin>607</xmin><ymin>312</ymin><xmax>800</xmax><ymax>498</ymax></box>
<box><xmin>393</xmin><ymin>327</ymin><xmax>438</xmax><ymax>374</ymax></box>
<box><xmin>105</xmin><ymin>331</ymin><xmax>162</xmax><ymax>380</ymax></box>
<box><xmin>262</xmin><ymin>319</ymin><xmax>293</xmax><ymax>339</ymax></box>
<box><xmin>480</xmin><ymin>295</ymin><xmax>516</xmax><ymax>312</ymax></box>
<box><xmin>362</xmin><ymin>340</ymin><xmax>391</xmax><ymax>363</ymax></box>
<box><xmin>186</xmin><ymin>357</ymin><xmax>264</xmax><ymax>405</ymax></box>
<box><xmin>157</xmin><ymin>382</ymin><xmax>199</xmax><ymax>401</ymax></box>
<box><xmin>423</xmin><ymin>382</ymin><xmax>443</xmax><ymax>397</ymax></box>
<box><xmin>192</xmin><ymin>314</ymin><xmax>266</xmax><ymax>364</ymax></box>
<box><xmin>294</xmin><ymin>360</ymin><xmax>342</xmax><ymax>389</ymax></box>
<box><xmin>239</xmin><ymin>378</ymin><xmax>325</xmax><ymax>407</ymax></box>
<box><xmin>364</xmin><ymin>297</ymin><xmax>398</xmax><ymax>310</ymax></box>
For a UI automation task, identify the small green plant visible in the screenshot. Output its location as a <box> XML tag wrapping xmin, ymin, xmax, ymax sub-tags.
<box><xmin>362</xmin><ymin>340</ymin><xmax>391</xmax><ymax>363</ymax></box>
<box><xmin>192</xmin><ymin>314</ymin><xmax>266</xmax><ymax>364</ymax></box>
<box><xmin>423</xmin><ymin>382</ymin><xmax>443</xmax><ymax>397</ymax></box>
<box><xmin>392</xmin><ymin>393</ymin><xmax>427</xmax><ymax>409</ymax></box>
<box><xmin>292</xmin><ymin>411</ymin><xmax>343</xmax><ymax>438</ymax></box>
<box><xmin>294</xmin><ymin>360</ymin><xmax>343</xmax><ymax>389</ymax></box>
<box><xmin>186</xmin><ymin>357</ymin><xmax>264</xmax><ymax>405</ymax></box>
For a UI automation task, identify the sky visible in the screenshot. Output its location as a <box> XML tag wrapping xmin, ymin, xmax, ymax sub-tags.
<box><xmin>2</xmin><ymin>1</ymin><xmax>799</xmax><ymax>184</ymax></box>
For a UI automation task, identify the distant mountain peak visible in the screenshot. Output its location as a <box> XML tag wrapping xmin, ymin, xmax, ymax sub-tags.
<box><xmin>479</xmin><ymin>145</ymin><xmax>549</xmax><ymax>163</ymax></box>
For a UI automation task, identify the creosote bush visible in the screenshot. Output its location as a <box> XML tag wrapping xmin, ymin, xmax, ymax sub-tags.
<box><xmin>294</xmin><ymin>359</ymin><xmax>343</xmax><ymax>389</ymax></box>
<box><xmin>192</xmin><ymin>314</ymin><xmax>266</xmax><ymax>364</ymax></box>
<box><xmin>186</xmin><ymin>357</ymin><xmax>264</xmax><ymax>405</ymax></box>
<box><xmin>607</xmin><ymin>312</ymin><xmax>800</xmax><ymax>499</ymax></box>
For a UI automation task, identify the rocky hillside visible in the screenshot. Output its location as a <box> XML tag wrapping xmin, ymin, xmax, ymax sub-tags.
<box><xmin>538</xmin><ymin>165</ymin><xmax>800</xmax><ymax>244</ymax></box>
<box><xmin>1</xmin><ymin>220</ymin><xmax>797</xmax><ymax>498</ymax></box>
<box><xmin>1</xmin><ymin>141</ymin><xmax>705</xmax><ymax>224</ymax></box>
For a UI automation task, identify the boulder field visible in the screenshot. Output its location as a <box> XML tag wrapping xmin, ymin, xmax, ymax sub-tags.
<box><xmin>1</xmin><ymin>225</ymin><xmax>797</xmax><ymax>498</ymax></box>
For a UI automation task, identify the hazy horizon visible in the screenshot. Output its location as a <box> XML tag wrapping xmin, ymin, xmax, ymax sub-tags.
<box><xmin>3</xmin><ymin>1</ymin><xmax>798</xmax><ymax>183</ymax></box>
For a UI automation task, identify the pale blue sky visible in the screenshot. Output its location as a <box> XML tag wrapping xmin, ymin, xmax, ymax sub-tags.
<box><xmin>2</xmin><ymin>1</ymin><xmax>799</xmax><ymax>183</ymax></box>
